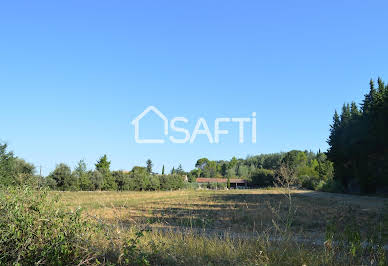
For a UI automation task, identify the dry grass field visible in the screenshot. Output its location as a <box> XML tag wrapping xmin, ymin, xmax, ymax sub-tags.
<box><xmin>53</xmin><ymin>188</ymin><xmax>388</xmax><ymax>265</ymax></box>
<box><xmin>60</xmin><ymin>189</ymin><xmax>385</xmax><ymax>238</ymax></box>
<box><xmin>2</xmin><ymin>187</ymin><xmax>387</xmax><ymax>265</ymax></box>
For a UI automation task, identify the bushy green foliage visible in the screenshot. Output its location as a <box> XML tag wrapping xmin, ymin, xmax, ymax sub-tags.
<box><xmin>279</xmin><ymin>150</ymin><xmax>334</xmax><ymax>190</ymax></box>
<box><xmin>204</xmin><ymin>182</ymin><xmax>227</xmax><ymax>190</ymax></box>
<box><xmin>95</xmin><ymin>155</ymin><xmax>117</xmax><ymax>191</ymax></box>
<box><xmin>121</xmin><ymin>230</ymin><xmax>150</xmax><ymax>265</ymax></box>
<box><xmin>249</xmin><ymin>152</ymin><xmax>334</xmax><ymax>190</ymax></box>
<box><xmin>193</xmin><ymin>151</ymin><xmax>333</xmax><ymax>190</ymax></box>
<box><xmin>101</xmin><ymin>172</ymin><xmax>117</xmax><ymax>191</ymax></box>
<box><xmin>184</xmin><ymin>182</ymin><xmax>200</xmax><ymax>190</ymax></box>
<box><xmin>95</xmin><ymin>154</ymin><xmax>111</xmax><ymax>173</ymax></box>
<box><xmin>112</xmin><ymin>170</ymin><xmax>131</xmax><ymax>191</ymax></box>
<box><xmin>188</xmin><ymin>169</ymin><xmax>200</xmax><ymax>182</ymax></box>
<box><xmin>0</xmin><ymin>143</ymin><xmax>37</xmax><ymax>187</ymax></box>
<box><xmin>89</xmin><ymin>170</ymin><xmax>104</xmax><ymax>190</ymax></box>
<box><xmin>0</xmin><ymin>143</ymin><xmax>15</xmax><ymax>186</ymax></box>
<box><xmin>47</xmin><ymin>163</ymin><xmax>78</xmax><ymax>191</ymax></box>
<box><xmin>317</xmin><ymin>179</ymin><xmax>345</xmax><ymax>193</ymax></box>
<box><xmin>299</xmin><ymin>175</ymin><xmax>321</xmax><ymax>190</ymax></box>
<box><xmin>11</xmin><ymin>158</ymin><xmax>37</xmax><ymax>186</ymax></box>
<box><xmin>43</xmin><ymin>159</ymin><xmax>185</xmax><ymax>192</ymax></box>
<box><xmin>250</xmin><ymin>168</ymin><xmax>275</xmax><ymax>187</ymax></box>
<box><xmin>159</xmin><ymin>174</ymin><xmax>184</xmax><ymax>190</ymax></box>
<box><xmin>0</xmin><ymin>187</ymin><xmax>94</xmax><ymax>264</ymax></box>
<box><xmin>131</xmin><ymin>169</ymin><xmax>151</xmax><ymax>191</ymax></box>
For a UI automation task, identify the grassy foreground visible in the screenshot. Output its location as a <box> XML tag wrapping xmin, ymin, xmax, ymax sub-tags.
<box><xmin>1</xmin><ymin>187</ymin><xmax>387</xmax><ymax>265</ymax></box>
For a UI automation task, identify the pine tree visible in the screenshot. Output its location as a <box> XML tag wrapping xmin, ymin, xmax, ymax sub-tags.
<box><xmin>95</xmin><ymin>155</ymin><xmax>116</xmax><ymax>190</ymax></box>
<box><xmin>327</xmin><ymin>78</ymin><xmax>388</xmax><ymax>193</ymax></box>
<box><xmin>340</xmin><ymin>103</ymin><xmax>351</xmax><ymax>124</ymax></box>
<box><xmin>95</xmin><ymin>155</ymin><xmax>111</xmax><ymax>173</ymax></box>
<box><xmin>162</xmin><ymin>165</ymin><xmax>165</xmax><ymax>175</ymax></box>
<box><xmin>362</xmin><ymin>79</ymin><xmax>377</xmax><ymax>114</ymax></box>
<box><xmin>350</xmin><ymin>102</ymin><xmax>360</xmax><ymax>118</ymax></box>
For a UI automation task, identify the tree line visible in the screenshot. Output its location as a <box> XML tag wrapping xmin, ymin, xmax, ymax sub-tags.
<box><xmin>327</xmin><ymin>78</ymin><xmax>388</xmax><ymax>193</ymax></box>
<box><xmin>188</xmin><ymin>150</ymin><xmax>334</xmax><ymax>191</ymax></box>
<box><xmin>46</xmin><ymin>155</ymin><xmax>186</xmax><ymax>191</ymax></box>
<box><xmin>0</xmin><ymin>142</ymin><xmax>335</xmax><ymax>191</ymax></box>
<box><xmin>0</xmin><ymin>147</ymin><xmax>185</xmax><ymax>191</ymax></box>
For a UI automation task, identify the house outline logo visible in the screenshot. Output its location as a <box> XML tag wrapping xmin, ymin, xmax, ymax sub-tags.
<box><xmin>131</xmin><ymin>106</ymin><xmax>168</xmax><ymax>144</ymax></box>
<box><xmin>131</xmin><ymin>106</ymin><xmax>257</xmax><ymax>144</ymax></box>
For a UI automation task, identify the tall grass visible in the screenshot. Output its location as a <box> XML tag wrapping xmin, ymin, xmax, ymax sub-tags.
<box><xmin>0</xmin><ymin>187</ymin><xmax>386</xmax><ymax>265</ymax></box>
<box><xmin>0</xmin><ymin>187</ymin><xmax>96</xmax><ymax>264</ymax></box>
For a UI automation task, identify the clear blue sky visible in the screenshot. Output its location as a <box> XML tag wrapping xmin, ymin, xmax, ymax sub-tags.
<box><xmin>1</xmin><ymin>1</ymin><xmax>387</xmax><ymax>175</ymax></box>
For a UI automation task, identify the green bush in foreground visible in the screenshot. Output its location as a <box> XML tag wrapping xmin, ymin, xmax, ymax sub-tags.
<box><xmin>0</xmin><ymin>187</ymin><xmax>94</xmax><ymax>265</ymax></box>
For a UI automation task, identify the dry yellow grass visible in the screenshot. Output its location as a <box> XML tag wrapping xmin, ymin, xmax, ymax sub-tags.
<box><xmin>57</xmin><ymin>189</ymin><xmax>385</xmax><ymax>240</ymax></box>
<box><xmin>39</xmin><ymin>189</ymin><xmax>387</xmax><ymax>265</ymax></box>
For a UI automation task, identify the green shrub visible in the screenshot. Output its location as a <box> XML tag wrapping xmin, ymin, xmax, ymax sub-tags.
<box><xmin>159</xmin><ymin>175</ymin><xmax>184</xmax><ymax>190</ymax></box>
<box><xmin>121</xmin><ymin>230</ymin><xmax>150</xmax><ymax>265</ymax></box>
<box><xmin>250</xmin><ymin>168</ymin><xmax>275</xmax><ymax>187</ymax></box>
<box><xmin>148</xmin><ymin>175</ymin><xmax>161</xmax><ymax>190</ymax></box>
<box><xmin>207</xmin><ymin>182</ymin><xmax>216</xmax><ymax>189</ymax></box>
<box><xmin>217</xmin><ymin>182</ymin><xmax>227</xmax><ymax>189</ymax></box>
<box><xmin>299</xmin><ymin>175</ymin><xmax>321</xmax><ymax>190</ymax></box>
<box><xmin>184</xmin><ymin>182</ymin><xmax>199</xmax><ymax>190</ymax></box>
<box><xmin>318</xmin><ymin>179</ymin><xmax>344</xmax><ymax>193</ymax></box>
<box><xmin>0</xmin><ymin>187</ymin><xmax>94</xmax><ymax>265</ymax></box>
<box><xmin>205</xmin><ymin>182</ymin><xmax>226</xmax><ymax>190</ymax></box>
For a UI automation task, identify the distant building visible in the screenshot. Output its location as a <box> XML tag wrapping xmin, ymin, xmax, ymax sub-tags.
<box><xmin>196</xmin><ymin>178</ymin><xmax>248</xmax><ymax>188</ymax></box>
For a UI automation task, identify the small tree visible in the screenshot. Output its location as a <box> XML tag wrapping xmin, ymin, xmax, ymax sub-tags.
<box><xmin>12</xmin><ymin>158</ymin><xmax>36</xmax><ymax>186</ymax></box>
<box><xmin>89</xmin><ymin>170</ymin><xmax>104</xmax><ymax>190</ymax></box>
<box><xmin>227</xmin><ymin>176</ymin><xmax>231</xmax><ymax>189</ymax></box>
<box><xmin>113</xmin><ymin>171</ymin><xmax>131</xmax><ymax>191</ymax></box>
<box><xmin>74</xmin><ymin>160</ymin><xmax>92</xmax><ymax>191</ymax></box>
<box><xmin>274</xmin><ymin>163</ymin><xmax>298</xmax><ymax>231</ymax></box>
<box><xmin>176</xmin><ymin>164</ymin><xmax>184</xmax><ymax>175</ymax></box>
<box><xmin>47</xmin><ymin>163</ymin><xmax>77</xmax><ymax>191</ymax></box>
<box><xmin>162</xmin><ymin>165</ymin><xmax>165</xmax><ymax>175</ymax></box>
<box><xmin>95</xmin><ymin>155</ymin><xmax>116</xmax><ymax>190</ymax></box>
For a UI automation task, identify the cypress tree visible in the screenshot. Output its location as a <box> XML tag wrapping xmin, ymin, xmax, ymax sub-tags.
<box><xmin>146</xmin><ymin>159</ymin><xmax>153</xmax><ymax>174</ymax></box>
